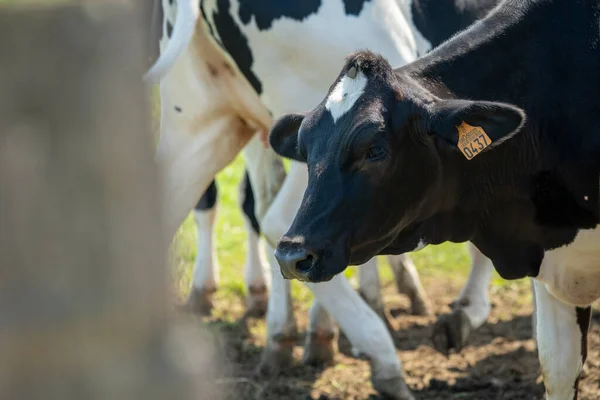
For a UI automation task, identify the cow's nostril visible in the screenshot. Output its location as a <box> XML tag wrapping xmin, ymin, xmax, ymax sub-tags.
<box><xmin>296</xmin><ymin>254</ymin><xmax>314</xmax><ymax>273</ymax></box>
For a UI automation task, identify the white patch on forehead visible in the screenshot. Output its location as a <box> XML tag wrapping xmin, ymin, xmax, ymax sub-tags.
<box><xmin>325</xmin><ymin>71</ymin><xmax>368</xmax><ymax>123</ymax></box>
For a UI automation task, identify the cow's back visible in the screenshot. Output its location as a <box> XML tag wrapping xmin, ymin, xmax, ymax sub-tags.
<box><xmin>201</xmin><ymin>0</ymin><xmax>427</xmax><ymax>116</ymax></box>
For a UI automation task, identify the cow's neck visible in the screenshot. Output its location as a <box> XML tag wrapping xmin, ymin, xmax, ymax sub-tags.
<box><xmin>402</xmin><ymin>0</ymin><xmax>600</xmax><ymax>280</ymax></box>
<box><xmin>410</xmin><ymin>0</ymin><xmax>600</xmax><ymax>143</ymax></box>
<box><xmin>422</xmin><ymin>123</ymin><xmax>599</xmax><ymax>281</ymax></box>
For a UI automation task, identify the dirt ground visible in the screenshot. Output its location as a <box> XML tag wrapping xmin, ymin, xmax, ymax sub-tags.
<box><xmin>192</xmin><ymin>277</ymin><xmax>600</xmax><ymax>400</ymax></box>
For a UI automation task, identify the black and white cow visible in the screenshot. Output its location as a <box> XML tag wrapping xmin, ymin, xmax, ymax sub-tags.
<box><xmin>146</xmin><ymin>0</ymin><xmax>509</xmax><ymax>398</ymax></box>
<box><xmin>149</xmin><ymin>1</ymin><xmax>438</xmax><ymax>397</ymax></box>
<box><xmin>185</xmin><ymin>0</ymin><xmax>500</xmax><ymax>320</ymax></box>
<box><xmin>269</xmin><ymin>0</ymin><xmax>600</xmax><ymax>398</ymax></box>
<box><xmin>183</xmin><ymin>0</ymin><xmax>508</xmax><ymax>355</ymax></box>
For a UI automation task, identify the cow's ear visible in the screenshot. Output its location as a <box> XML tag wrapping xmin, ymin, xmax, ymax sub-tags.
<box><xmin>429</xmin><ymin>99</ymin><xmax>525</xmax><ymax>154</ymax></box>
<box><xmin>269</xmin><ymin>113</ymin><xmax>306</xmax><ymax>162</ymax></box>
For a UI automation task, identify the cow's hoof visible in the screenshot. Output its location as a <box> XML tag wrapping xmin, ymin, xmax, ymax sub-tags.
<box><xmin>372</xmin><ymin>376</ymin><xmax>415</xmax><ymax>400</ymax></box>
<box><xmin>256</xmin><ymin>334</ymin><xmax>296</xmax><ymax>376</ymax></box>
<box><xmin>181</xmin><ymin>287</ymin><xmax>216</xmax><ymax>316</ymax></box>
<box><xmin>409</xmin><ymin>295</ymin><xmax>433</xmax><ymax>316</ymax></box>
<box><xmin>302</xmin><ymin>331</ymin><xmax>335</xmax><ymax>366</ymax></box>
<box><xmin>431</xmin><ymin>309</ymin><xmax>473</xmax><ymax>355</ymax></box>
<box><xmin>246</xmin><ymin>285</ymin><xmax>268</xmax><ymax>318</ymax></box>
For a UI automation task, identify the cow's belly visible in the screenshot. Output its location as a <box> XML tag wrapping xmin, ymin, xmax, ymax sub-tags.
<box><xmin>537</xmin><ymin>226</ymin><xmax>600</xmax><ymax>306</ymax></box>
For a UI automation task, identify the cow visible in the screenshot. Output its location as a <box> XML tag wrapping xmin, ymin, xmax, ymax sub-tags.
<box><xmin>146</xmin><ymin>0</ymin><xmax>512</xmax><ymax>398</ymax></box>
<box><xmin>148</xmin><ymin>1</ymin><xmax>434</xmax><ymax>397</ymax></box>
<box><xmin>268</xmin><ymin>0</ymin><xmax>600</xmax><ymax>398</ymax></box>
<box><xmin>182</xmin><ymin>0</ymin><xmax>512</xmax><ymax>356</ymax></box>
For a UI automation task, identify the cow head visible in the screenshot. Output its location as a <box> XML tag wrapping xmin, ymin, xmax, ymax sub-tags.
<box><xmin>269</xmin><ymin>51</ymin><xmax>525</xmax><ymax>282</ymax></box>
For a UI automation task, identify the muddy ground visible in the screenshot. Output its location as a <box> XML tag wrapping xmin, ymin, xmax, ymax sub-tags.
<box><xmin>191</xmin><ymin>277</ymin><xmax>600</xmax><ymax>400</ymax></box>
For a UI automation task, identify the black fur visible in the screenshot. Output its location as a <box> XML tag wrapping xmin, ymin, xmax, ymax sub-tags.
<box><xmin>241</xmin><ymin>172</ymin><xmax>261</xmax><ymax>234</ymax></box>
<box><xmin>411</xmin><ymin>0</ymin><xmax>501</xmax><ymax>48</ymax></box>
<box><xmin>237</xmin><ymin>0</ymin><xmax>322</xmax><ymax>31</ymax></box>
<box><xmin>195</xmin><ymin>180</ymin><xmax>218</xmax><ymax>210</ymax></box>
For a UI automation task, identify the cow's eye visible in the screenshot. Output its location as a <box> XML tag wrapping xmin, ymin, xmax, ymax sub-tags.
<box><xmin>365</xmin><ymin>145</ymin><xmax>387</xmax><ymax>162</ymax></box>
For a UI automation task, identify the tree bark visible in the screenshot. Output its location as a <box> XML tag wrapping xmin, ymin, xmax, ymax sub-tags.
<box><xmin>0</xmin><ymin>4</ymin><xmax>218</xmax><ymax>399</ymax></box>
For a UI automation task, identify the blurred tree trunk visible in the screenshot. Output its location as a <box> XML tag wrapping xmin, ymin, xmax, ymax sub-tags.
<box><xmin>0</xmin><ymin>3</ymin><xmax>217</xmax><ymax>400</ymax></box>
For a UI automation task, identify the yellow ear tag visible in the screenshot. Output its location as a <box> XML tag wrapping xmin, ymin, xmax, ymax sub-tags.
<box><xmin>456</xmin><ymin>121</ymin><xmax>492</xmax><ymax>160</ymax></box>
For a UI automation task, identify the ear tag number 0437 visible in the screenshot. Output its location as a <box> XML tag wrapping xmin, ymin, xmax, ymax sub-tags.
<box><xmin>456</xmin><ymin>121</ymin><xmax>492</xmax><ymax>160</ymax></box>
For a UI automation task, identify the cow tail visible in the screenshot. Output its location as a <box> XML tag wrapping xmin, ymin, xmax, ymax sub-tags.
<box><xmin>143</xmin><ymin>0</ymin><xmax>200</xmax><ymax>83</ymax></box>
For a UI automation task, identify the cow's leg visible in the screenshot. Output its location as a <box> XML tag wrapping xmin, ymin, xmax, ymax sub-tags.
<box><xmin>336</xmin><ymin>259</ymin><xmax>395</xmax><ymax>356</ymax></box>
<box><xmin>239</xmin><ymin>171</ymin><xmax>269</xmax><ymax>317</ymax></box>
<box><xmin>309</xmin><ymin>276</ymin><xmax>414</xmax><ymax>400</ymax></box>
<box><xmin>531</xmin><ymin>278</ymin><xmax>537</xmax><ymax>338</ymax></box>
<box><xmin>302</xmin><ymin>301</ymin><xmax>336</xmax><ymax>366</ymax></box>
<box><xmin>242</xmin><ymin>134</ymin><xmax>286</xmax><ymax>223</ymax></box>
<box><xmin>358</xmin><ymin>259</ymin><xmax>393</xmax><ymax>326</ymax></box>
<box><xmin>257</xmin><ymin>243</ymin><xmax>297</xmax><ymax>375</ymax></box>
<box><xmin>184</xmin><ymin>181</ymin><xmax>219</xmax><ymax>315</ymax></box>
<box><xmin>533</xmin><ymin>280</ymin><xmax>591</xmax><ymax>400</ymax></box>
<box><xmin>387</xmin><ymin>254</ymin><xmax>432</xmax><ymax>316</ymax></box>
<box><xmin>256</xmin><ymin>162</ymin><xmax>307</xmax><ymax>376</ymax></box>
<box><xmin>431</xmin><ymin>243</ymin><xmax>494</xmax><ymax>354</ymax></box>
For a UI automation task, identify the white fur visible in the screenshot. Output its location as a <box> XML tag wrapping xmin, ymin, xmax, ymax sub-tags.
<box><xmin>531</xmin><ymin>278</ymin><xmax>537</xmax><ymax>338</ymax></box>
<box><xmin>202</xmin><ymin>0</ymin><xmax>420</xmax><ymax>113</ymax></box>
<box><xmin>265</xmin><ymin>243</ymin><xmax>296</xmax><ymax>336</ymax></box>
<box><xmin>192</xmin><ymin>190</ymin><xmax>269</xmax><ymax>298</ymax></box>
<box><xmin>192</xmin><ymin>208</ymin><xmax>219</xmax><ymax>291</ymax></box>
<box><xmin>454</xmin><ymin>243</ymin><xmax>495</xmax><ymax>329</ymax></box>
<box><xmin>308</xmin><ymin>275</ymin><xmax>402</xmax><ymax>379</ymax></box>
<box><xmin>243</xmin><ymin>217</ymin><xmax>270</xmax><ymax>292</ymax></box>
<box><xmin>411</xmin><ymin>239</ymin><xmax>427</xmax><ymax>252</ymax></box>
<box><xmin>308</xmin><ymin>301</ymin><xmax>336</xmax><ymax>336</ymax></box>
<box><xmin>537</xmin><ymin>227</ymin><xmax>600</xmax><ymax>306</ymax></box>
<box><xmin>242</xmin><ymin>135</ymin><xmax>286</xmax><ymax>223</ymax></box>
<box><xmin>358</xmin><ymin>258</ymin><xmax>383</xmax><ymax>309</ymax></box>
<box><xmin>531</xmin><ymin>226</ymin><xmax>600</xmax><ymax>399</ymax></box>
<box><xmin>533</xmin><ymin>280</ymin><xmax>583</xmax><ymax>400</ymax></box>
<box><xmin>145</xmin><ymin>0</ymin><xmax>200</xmax><ymax>83</ymax></box>
<box><xmin>506</xmin><ymin>227</ymin><xmax>600</xmax><ymax>400</ymax></box>
<box><xmin>387</xmin><ymin>253</ymin><xmax>429</xmax><ymax>308</ymax></box>
<box><xmin>401</xmin><ymin>0</ymin><xmax>434</xmax><ymax>56</ymax></box>
<box><xmin>261</xmin><ymin>162</ymin><xmax>309</xmax><ymax>249</ymax></box>
<box><xmin>325</xmin><ymin>72</ymin><xmax>368</xmax><ymax>123</ymax></box>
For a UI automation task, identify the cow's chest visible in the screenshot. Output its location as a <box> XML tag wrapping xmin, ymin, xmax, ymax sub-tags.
<box><xmin>537</xmin><ymin>226</ymin><xmax>600</xmax><ymax>306</ymax></box>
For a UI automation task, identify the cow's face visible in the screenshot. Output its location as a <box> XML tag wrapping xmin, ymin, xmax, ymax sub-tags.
<box><xmin>270</xmin><ymin>51</ymin><xmax>524</xmax><ymax>282</ymax></box>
